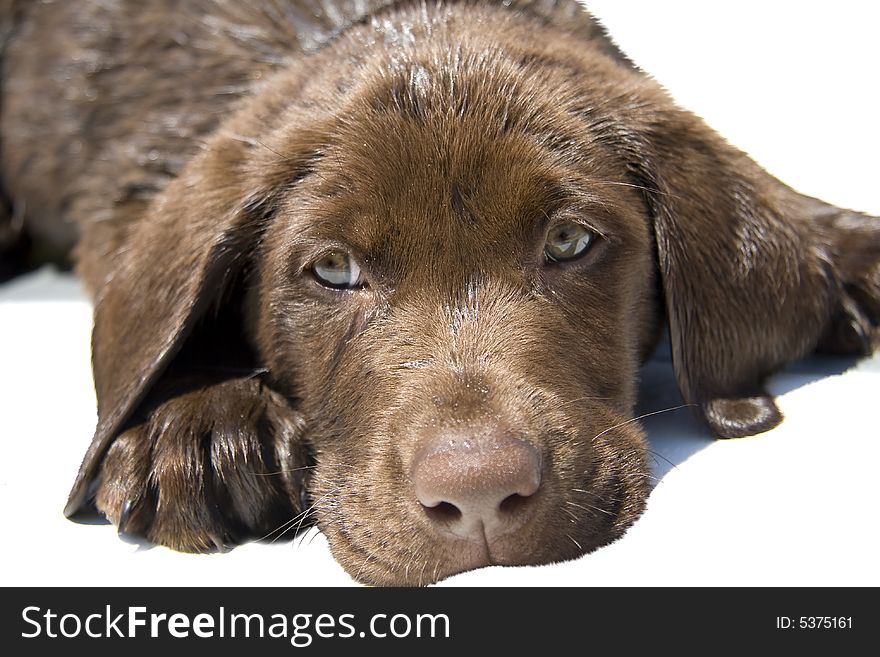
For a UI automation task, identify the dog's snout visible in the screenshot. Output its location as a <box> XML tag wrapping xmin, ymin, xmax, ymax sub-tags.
<box><xmin>412</xmin><ymin>430</ymin><xmax>542</xmax><ymax>544</ymax></box>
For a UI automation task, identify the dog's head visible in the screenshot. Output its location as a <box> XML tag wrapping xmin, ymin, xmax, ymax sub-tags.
<box><xmin>65</xmin><ymin>2</ymin><xmax>879</xmax><ymax>584</ymax></box>
<box><xmin>246</xmin><ymin>47</ymin><xmax>661</xmax><ymax>582</ymax></box>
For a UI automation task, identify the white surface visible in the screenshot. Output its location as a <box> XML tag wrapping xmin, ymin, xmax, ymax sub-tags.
<box><xmin>1</xmin><ymin>1</ymin><xmax>878</xmax><ymax>587</ymax></box>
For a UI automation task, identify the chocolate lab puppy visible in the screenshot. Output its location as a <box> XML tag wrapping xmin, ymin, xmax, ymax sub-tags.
<box><xmin>1</xmin><ymin>0</ymin><xmax>877</xmax><ymax>585</ymax></box>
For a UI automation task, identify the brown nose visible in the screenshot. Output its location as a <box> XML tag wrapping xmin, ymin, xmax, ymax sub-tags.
<box><xmin>412</xmin><ymin>430</ymin><xmax>542</xmax><ymax>544</ymax></box>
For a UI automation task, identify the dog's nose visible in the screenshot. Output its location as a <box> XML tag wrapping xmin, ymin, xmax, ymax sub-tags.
<box><xmin>412</xmin><ymin>430</ymin><xmax>542</xmax><ymax>543</ymax></box>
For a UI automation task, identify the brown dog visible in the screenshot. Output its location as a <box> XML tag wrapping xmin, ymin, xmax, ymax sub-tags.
<box><xmin>1</xmin><ymin>0</ymin><xmax>878</xmax><ymax>585</ymax></box>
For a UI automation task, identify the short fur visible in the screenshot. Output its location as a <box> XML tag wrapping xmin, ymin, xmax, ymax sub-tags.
<box><xmin>1</xmin><ymin>0</ymin><xmax>877</xmax><ymax>585</ymax></box>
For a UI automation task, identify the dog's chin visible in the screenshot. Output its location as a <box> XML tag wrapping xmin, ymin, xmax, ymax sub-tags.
<box><xmin>315</xmin><ymin>442</ymin><xmax>650</xmax><ymax>586</ymax></box>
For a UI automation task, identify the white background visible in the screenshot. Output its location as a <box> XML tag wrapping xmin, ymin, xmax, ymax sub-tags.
<box><xmin>1</xmin><ymin>0</ymin><xmax>878</xmax><ymax>587</ymax></box>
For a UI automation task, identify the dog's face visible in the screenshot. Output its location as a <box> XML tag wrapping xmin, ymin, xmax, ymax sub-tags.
<box><xmin>248</xmin><ymin>69</ymin><xmax>659</xmax><ymax>581</ymax></box>
<box><xmin>61</xmin><ymin>2</ymin><xmax>879</xmax><ymax>586</ymax></box>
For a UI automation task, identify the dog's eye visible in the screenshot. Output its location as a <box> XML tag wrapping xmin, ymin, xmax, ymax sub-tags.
<box><xmin>311</xmin><ymin>251</ymin><xmax>365</xmax><ymax>289</ymax></box>
<box><xmin>544</xmin><ymin>222</ymin><xmax>594</xmax><ymax>262</ymax></box>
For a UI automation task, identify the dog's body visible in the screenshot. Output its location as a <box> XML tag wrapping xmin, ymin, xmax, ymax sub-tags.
<box><xmin>1</xmin><ymin>0</ymin><xmax>878</xmax><ymax>585</ymax></box>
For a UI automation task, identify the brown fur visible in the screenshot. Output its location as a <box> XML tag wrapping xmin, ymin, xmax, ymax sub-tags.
<box><xmin>1</xmin><ymin>0</ymin><xmax>877</xmax><ymax>585</ymax></box>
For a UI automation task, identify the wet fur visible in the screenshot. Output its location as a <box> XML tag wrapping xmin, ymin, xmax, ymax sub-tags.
<box><xmin>1</xmin><ymin>0</ymin><xmax>877</xmax><ymax>585</ymax></box>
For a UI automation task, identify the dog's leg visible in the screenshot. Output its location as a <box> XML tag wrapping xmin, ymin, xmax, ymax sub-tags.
<box><xmin>94</xmin><ymin>377</ymin><xmax>311</xmax><ymax>551</ymax></box>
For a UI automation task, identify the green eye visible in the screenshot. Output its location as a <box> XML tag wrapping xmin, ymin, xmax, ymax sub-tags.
<box><xmin>311</xmin><ymin>251</ymin><xmax>365</xmax><ymax>289</ymax></box>
<box><xmin>544</xmin><ymin>222</ymin><xmax>594</xmax><ymax>262</ymax></box>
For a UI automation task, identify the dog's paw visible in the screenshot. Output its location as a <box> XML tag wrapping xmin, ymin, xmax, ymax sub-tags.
<box><xmin>94</xmin><ymin>377</ymin><xmax>310</xmax><ymax>552</ymax></box>
<box><xmin>701</xmin><ymin>394</ymin><xmax>783</xmax><ymax>439</ymax></box>
<box><xmin>816</xmin><ymin>210</ymin><xmax>880</xmax><ymax>355</ymax></box>
<box><xmin>818</xmin><ymin>289</ymin><xmax>880</xmax><ymax>355</ymax></box>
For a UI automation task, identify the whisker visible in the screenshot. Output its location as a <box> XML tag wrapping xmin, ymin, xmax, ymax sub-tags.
<box><xmin>249</xmin><ymin>464</ymin><xmax>317</xmax><ymax>477</ymax></box>
<box><xmin>584</xmin><ymin>177</ymin><xmax>681</xmax><ymax>200</ymax></box>
<box><xmin>290</xmin><ymin>490</ymin><xmax>336</xmax><ymax>538</ymax></box>
<box><xmin>593</xmin><ymin>403</ymin><xmax>695</xmax><ymax>440</ymax></box>
<box><xmin>225</xmin><ymin>132</ymin><xmax>294</xmax><ymax>162</ymax></box>
<box><xmin>258</xmin><ymin>490</ymin><xmax>334</xmax><ymax>543</ymax></box>
<box><xmin>354</xmin><ymin>546</ymin><xmax>380</xmax><ymax>582</ymax></box>
<box><xmin>294</xmin><ymin>524</ymin><xmax>322</xmax><ymax>550</ymax></box>
<box><xmin>254</xmin><ymin>138</ymin><xmax>291</xmax><ymax>162</ymax></box>
<box><xmin>571</xmin><ymin>487</ymin><xmax>607</xmax><ymax>500</ymax></box>
<box><xmin>304</xmin><ymin>525</ymin><xmax>323</xmax><ymax>546</ymax></box>
<box><xmin>258</xmin><ymin>514</ymin><xmax>302</xmax><ymax>544</ymax></box>
<box><xmin>566</xmin><ymin>499</ymin><xmax>613</xmax><ymax>517</ymax></box>
<box><xmin>647</xmin><ymin>448</ymin><xmax>679</xmax><ymax>471</ymax></box>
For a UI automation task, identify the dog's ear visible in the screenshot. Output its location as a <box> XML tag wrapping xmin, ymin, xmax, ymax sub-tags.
<box><xmin>63</xmin><ymin>130</ymin><xmax>318</xmax><ymax>516</ymax></box>
<box><xmin>606</xmin><ymin>100</ymin><xmax>879</xmax><ymax>437</ymax></box>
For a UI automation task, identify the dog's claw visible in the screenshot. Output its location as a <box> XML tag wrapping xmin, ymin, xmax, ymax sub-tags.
<box><xmin>117</xmin><ymin>499</ymin><xmax>134</xmax><ymax>536</ymax></box>
<box><xmin>208</xmin><ymin>532</ymin><xmax>230</xmax><ymax>553</ymax></box>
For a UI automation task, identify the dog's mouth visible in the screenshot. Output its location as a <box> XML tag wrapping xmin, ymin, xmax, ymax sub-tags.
<box><xmin>310</xmin><ymin>424</ymin><xmax>650</xmax><ymax>586</ymax></box>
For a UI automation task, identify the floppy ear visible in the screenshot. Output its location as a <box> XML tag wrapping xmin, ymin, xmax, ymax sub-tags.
<box><xmin>611</xmin><ymin>102</ymin><xmax>879</xmax><ymax>437</ymax></box>
<box><xmin>63</xmin><ymin>131</ymin><xmax>315</xmax><ymax>516</ymax></box>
